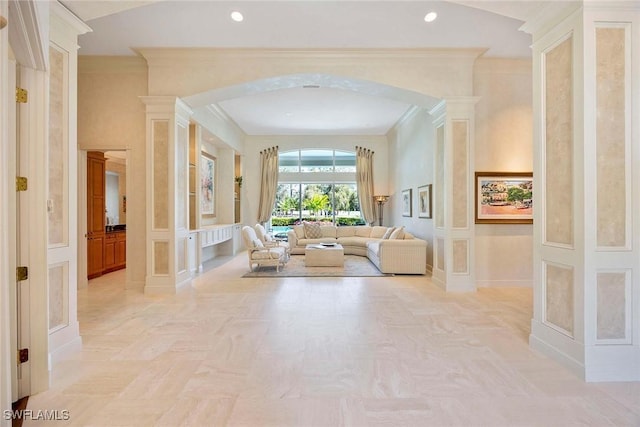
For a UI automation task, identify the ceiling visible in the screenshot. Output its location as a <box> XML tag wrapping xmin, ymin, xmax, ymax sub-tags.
<box><xmin>62</xmin><ymin>0</ymin><xmax>539</xmax><ymax>136</ymax></box>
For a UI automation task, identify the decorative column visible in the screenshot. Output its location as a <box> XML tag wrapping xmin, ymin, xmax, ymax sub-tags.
<box><xmin>141</xmin><ymin>97</ymin><xmax>192</xmax><ymax>293</ymax></box>
<box><xmin>430</xmin><ymin>97</ymin><xmax>479</xmax><ymax>292</ymax></box>
<box><xmin>525</xmin><ymin>3</ymin><xmax>640</xmax><ymax>381</ymax></box>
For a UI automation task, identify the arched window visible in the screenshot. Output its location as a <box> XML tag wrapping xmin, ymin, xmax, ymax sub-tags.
<box><xmin>271</xmin><ymin>149</ymin><xmax>364</xmax><ymax>237</ymax></box>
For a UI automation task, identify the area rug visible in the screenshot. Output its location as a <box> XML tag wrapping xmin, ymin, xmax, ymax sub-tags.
<box><xmin>242</xmin><ymin>255</ymin><xmax>391</xmax><ymax>278</ymax></box>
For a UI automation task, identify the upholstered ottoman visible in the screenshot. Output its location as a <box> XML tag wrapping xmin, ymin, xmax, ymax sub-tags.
<box><xmin>305</xmin><ymin>243</ymin><xmax>344</xmax><ymax>267</ymax></box>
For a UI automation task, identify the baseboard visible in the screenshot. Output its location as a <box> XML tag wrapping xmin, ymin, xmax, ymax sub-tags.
<box><xmin>48</xmin><ymin>336</ymin><xmax>82</xmax><ymax>368</ymax></box>
<box><xmin>584</xmin><ymin>345</ymin><xmax>640</xmax><ymax>382</ymax></box>
<box><xmin>529</xmin><ymin>320</ymin><xmax>585</xmax><ymax>380</ymax></box>
<box><xmin>477</xmin><ymin>279</ymin><xmax>533</xmax><ymax>288</ymax></box>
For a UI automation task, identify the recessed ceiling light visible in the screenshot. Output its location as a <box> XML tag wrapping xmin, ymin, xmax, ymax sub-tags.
<box><xmin>424</xmin><ymin>11</ymin><xmax>437</xmax><ymax>23</ymax></box>
<box><xmin>230</xmin><ymin>11</ymin><xmax>243</xmax><ymax>22</ymax></box>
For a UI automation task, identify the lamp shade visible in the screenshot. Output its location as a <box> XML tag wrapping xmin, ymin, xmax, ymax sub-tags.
<box><xmin>374</xmin><ymin>195</ymin><xmax>389</xmax><ymax>203</ymax></box>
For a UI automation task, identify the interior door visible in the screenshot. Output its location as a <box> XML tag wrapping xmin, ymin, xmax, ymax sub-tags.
<box><xmin>13</xmin><ymin>62</ymin><xmax>31</xmax><ymax>401</ymax></box>
<box><xmin>87</xmin><ymin>151</ymin><xmax>105</xmax><ymax>279</ymax></box>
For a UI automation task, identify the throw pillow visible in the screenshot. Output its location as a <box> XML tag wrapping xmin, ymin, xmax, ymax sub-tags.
<box><xmin>303</xmin><ymin>222</ymin><xmax>323</xmax><ymax>239</ymax></box>
<box><xmin>382</xmin><ymin>227</ymin><xmax>395</xmax><ymax>239</ymax></box>
<box><xmin>389</xmin><ymin>226</ymin><xmax>405</xmax><ymax>240</ymax></box>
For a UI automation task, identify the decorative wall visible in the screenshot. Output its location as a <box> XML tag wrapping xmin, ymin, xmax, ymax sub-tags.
<box><xmin>596</xmin><ymin>27</ymin><xmax>626</xmax><ymax>248</ymax></box>
<box><xmin>544</xmin><ymin>36</ymin><xmax>574</xmax><ymax>246</ymax></box>
<box><xmin>48</xmin><ymin>263</ymin><xmax>68</xmax><ymax>331</ymax></box>
<box><xmin>596</xmin><ymin>271</ymin><xmax>627</xmax><ymax>341</ymax></box>
<box><xmin>48</xmin><ymin>46</ymin><xmax>66</xmax><ymax>246</ymax></box>
<box><xmin>435</xmin><ymin>125</ymin><xmax>445</xmax><ymax>229</ymax></box>
<box><xmin>545</xmin><ymin>262</ymin><xmax>574</xmax><ymax>335</ymax></box>
<box><xmin>152</xmin><ymin>120</ymin><xmax>169</xmax><ymax>230</ymax></box>
<box><xmin>453</xmin><ymin>239</ymin><xmax>468</xmax><ymax>274</ymax></box>
<box><xmin>452</xmin><ymin>120</ymin><xmax>468</xmax><ymax>229</ymax></box>
<box><xmin>153</xmin><ymin>241</ymin><xmax>169</xmax><ymax>275</ymax></box>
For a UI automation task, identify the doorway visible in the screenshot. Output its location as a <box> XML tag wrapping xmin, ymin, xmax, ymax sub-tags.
<box><xmin>82</xmin><ymin>150</ymin><xmax>128</xmax><ymax>282</ymax></box>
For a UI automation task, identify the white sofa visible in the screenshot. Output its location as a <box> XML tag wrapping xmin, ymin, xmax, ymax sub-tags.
<box><xmin>286</xmin><ymin>224</ymin><xmax>427</xmax><ymax>274</ymax></box>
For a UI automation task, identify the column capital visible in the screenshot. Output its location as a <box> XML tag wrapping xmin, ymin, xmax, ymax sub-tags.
<box><xmin>139</xmin><ymin>96</ymin><xmax>193</xmax><ymax>119</ymax></box>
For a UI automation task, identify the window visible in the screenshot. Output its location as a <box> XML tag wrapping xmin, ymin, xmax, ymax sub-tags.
<box><xmin>271</xmin><ymin>149</ymin><xmax>364</xmax><ymax>236</ymax></box>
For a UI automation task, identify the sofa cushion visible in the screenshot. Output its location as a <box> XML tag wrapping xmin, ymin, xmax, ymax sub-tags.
<box><xmin>355</xmin><ymin>226</ymin><xmax>372</xmax><ymax>237</ymax></box>
<box><xmin>293</xmin><ymin>225</ymin><xmax>305</xmax><ymax>239</ymax></box>
<box><xmin>381</xmin><ymin>227</ymin><xmax>395</xmax><ymax>239</ymax></box>
<box><xmin>336</xmin><ymin>226</ymin><xmax>356</xmax><ymax>238</ymax></box>
<box><xmin>370</xmin><ymin>226</ymin><xmax>388</xmax><ymax>238</ymax></box>
<box><xmin>320</xmin><ymin>226</ymin><xmax>337</xmax><ymax>238</ymax></box>
<box><xmin>389</xmin><ymin>226</ymin><xmax>405</xmax><ymax>240</ymax></box>
<box><xmin>337</xmin><ymin>236</ymin><xmax>377</xmax><ymax>247</ymax></box>
<box><xmin>303</xmin><ymin>222</ymin><xmax>323</xmax><ymax>239</ymax></box>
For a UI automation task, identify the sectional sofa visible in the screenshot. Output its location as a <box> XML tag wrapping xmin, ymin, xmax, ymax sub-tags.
<box><xmin>286</xmin><ymin>223</ymin><xmax>427</xmax><ymax>274</ymax></box>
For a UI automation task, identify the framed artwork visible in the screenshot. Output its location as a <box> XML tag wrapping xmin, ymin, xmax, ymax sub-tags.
<box><xmin>418</xmin><ymin>184</ymin><xmax>432</xmax><ymax>219</ymax></box>
<box><xmin>200</xmin><ymin>153</ymin><xmax>216</xmax><ymax>216</ymax></box>
<box><xmin>475</xmin><ymin>172</ymin><xmax>533</xmax><ymax>224</ymax></box>
<box><xmin>401</xmin><ymin>189</ymin><xmax>412</xmax><ymax>217</ymax></box>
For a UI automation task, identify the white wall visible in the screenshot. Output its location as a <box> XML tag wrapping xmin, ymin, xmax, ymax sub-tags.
<box><xmin>387</xmin><ymin>109</ymin><xmax>435</xmax><ymax>272</ymax></box>
<box><xmin>473</xmin><ymin>58</ymin><xmax>533</xmax><ymax>287</ymax></box>
<box><xmin>242</xmin><ymin>135</ymin><xmax>389</xmax><ymax>228</ymax></box>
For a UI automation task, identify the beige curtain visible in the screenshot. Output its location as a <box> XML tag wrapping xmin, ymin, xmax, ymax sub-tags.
<box><xmin>356</xmin><ymin>146</ymin><xmax>376</xmax><ymax>225</ymax></box>
<box><xmin>257</xmin><ymin>146</ymin><xmax>279</xmax><ymax>223</ymax></box>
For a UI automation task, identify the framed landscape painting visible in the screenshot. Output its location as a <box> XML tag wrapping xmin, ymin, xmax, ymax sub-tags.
<box><xmin>418</xmin><ymin>184</ymin><xmax>432</xmax><ymax>219</ymax></box>
<box><xmin>475</xmin><ymin>172</ymin><xmax>533</xmax><ymax>224</ymax></box>
<box><xmin>200</xmin><ymin>153</ymin><xmax>215</xmax><ymax>216</ymax></box>
<box><xmin>402</xmin><ymin>189</ymin><xmax>412</xmax><ymax>217</ymax></box>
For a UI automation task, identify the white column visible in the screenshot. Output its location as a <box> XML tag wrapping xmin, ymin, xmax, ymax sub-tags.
<box><xmin>430</xmin><ymin>97</ymin><xmax>479</xmax><ymax>292</ymax></box>
<box><xmin>47</xmin><ymin>0</ymin><xmax>91</xmax><ymax>368</ymax></box>
<box><xmin>526</xmin><ymin>3</ymin><xmax>640</xmax><ymax>381</ymax></box>
<box><xmin>141</xmin><ymin>97</ymin><xmax>193</xmax><ymax>294</ymax></box>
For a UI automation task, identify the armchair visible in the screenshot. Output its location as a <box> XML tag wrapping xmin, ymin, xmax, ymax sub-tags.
<box><xmin>254</xmin><ymin>223</ymin><xmax>290</xmax><ymax>259</ymax></box>
<box><xmin>241</xmin><ymin>226</ymin><xmax>287</xmax><ymax>272</ymax></box>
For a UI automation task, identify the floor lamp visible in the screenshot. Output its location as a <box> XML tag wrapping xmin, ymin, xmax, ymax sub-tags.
<box><xmin>374</xmin><ymin>195</ymin><xmax>389</xmax><ymax>226</ymax></box>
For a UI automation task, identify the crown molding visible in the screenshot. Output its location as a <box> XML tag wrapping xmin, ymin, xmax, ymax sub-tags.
<box><xmin>136</xmin><ymin>47</ymin><xmax>488</xmax><ymax>67</ymax></box>
<box><xmin>78</xmin><ymin>55</ymin><xmax>148</xmax><ymax>74</ymax></box>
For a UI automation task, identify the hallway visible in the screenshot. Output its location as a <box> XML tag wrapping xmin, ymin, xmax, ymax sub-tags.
<box><xmin>24</xmin><ymin>254</ymin><xmax>640</xmax><ymax>426</ymax></box>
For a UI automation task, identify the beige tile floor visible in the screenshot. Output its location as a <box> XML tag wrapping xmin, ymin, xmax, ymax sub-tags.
<box><xmin>25</xmin><ymin>254</ymin><xmax>640</xmax><ymax>426</ymax></box>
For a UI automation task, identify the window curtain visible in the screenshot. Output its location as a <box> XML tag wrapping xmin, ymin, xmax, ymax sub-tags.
<box><xmin>356</xmin><ymin>146</ymin><xmax>376</xmax><ymax>225</ymax></box>
<box><xmin>257</xmin><ymin>146</ymin><xmax>279</xmax><ymax>224</ymax></box>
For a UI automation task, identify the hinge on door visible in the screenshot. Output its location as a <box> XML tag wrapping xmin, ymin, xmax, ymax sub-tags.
<box><xmin>18</xmin><ymin>348</ymin><xmax>29</xmax><ymax>364</ymax></box>
<box><xmin>16</xmin><ymin>176</ymin><xmax>28</xmax><ymax>191</ymax></box>
<box><xmin>16</xmin><ymin>87</ymin><xmax>28</xmax><ymax>103</ymax></box>
<box><xmin>16</xmin><ymin>266</ymin><xmax>28</xmax><ymax>281</ymax></box>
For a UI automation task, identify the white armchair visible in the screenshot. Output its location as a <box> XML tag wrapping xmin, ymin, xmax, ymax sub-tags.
<box><xmin>241</xmin><ymin>226</ymin><xmax>287</xmax><ymax>272</ymax></box>
<box><xmin>254</xmin><ymin>223</ymin><xmax>290</xmax><ymax>259</ymax></box>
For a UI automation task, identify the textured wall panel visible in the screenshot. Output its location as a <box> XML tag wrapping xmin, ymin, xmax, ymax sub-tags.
<box><xmin>436</xmin><ymin>238</ymin><xmax>445</xmax><ymax>271</ymax></box>
<box><xmin>48</xmin><ymin>263</ymin><xmax>68</xmax><ymax>331</ymax></box>
<box><xmin>48</xmin><ymin>46</ymin><xmax>66</xmax><ymax>246</ymax></box>
<box><xmin>435</xmin><ymin>125</ymin><xmax>445</xmax><ymax>229</ymax></box>
<box><xmin>153</xmin><ymin>241</ymin><xmax>169</xmax><ymax>275</ymax></box>
<box><xmin>177</xmin><ymin>237</ymin><xmax>187</xmax><ymax>273</ymax></box>
<box><xmin>452</xmin><ymin>239</ymin><xmax>468</xmax><ymax>274</ymax></box>
<box><xmin>545</xmin><ymin>263</ymin><xmax>574</xmax><ymax>335</ymax></box>
<box><xmin>544</xmin><ymin>37</ymin><xmax>574</xmax><ymax>246</ymax></box>
<box><xmin>596</xmin><ymin>27</ymin><xmax>626</xmax><ymax>248</ymax></box>
<box><xmin>597</xmin><ymin>272</ymin><xmax>626</xmax><ymax>340</ymax></box>
<box><xmin>153</xmin><ymin>120</ymin><xmax>169</xmax><ymax>230</ymax></box>
<box><xmin>452</xmin><ymin>121</ymin><xmax>468</xmax><ymax>229</ymax></box>
<box><xmin>177</xmin><ymin>124</ymin><xmax>188</xmax><ymax>230</ymax></box>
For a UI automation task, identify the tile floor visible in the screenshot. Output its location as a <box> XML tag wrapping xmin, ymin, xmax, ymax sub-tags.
<box><xmin>25</xmin><ymin>254</ymin><xmax>640</xmax><ymax>426</ymax></box>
